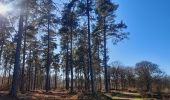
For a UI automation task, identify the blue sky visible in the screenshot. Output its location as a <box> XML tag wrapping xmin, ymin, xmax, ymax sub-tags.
<box><xmin>108</xmin><ymin>0</ymin><xmax>170</xmax><ymax>74</ymax></box>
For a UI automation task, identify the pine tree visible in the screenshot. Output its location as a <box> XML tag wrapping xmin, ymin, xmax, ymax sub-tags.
<box><xmin>96</xmin><ymin>0</ymin><xmax>129</xmax><ymax>92</ymax></box>
<box><xmin>10</xmin><ymin>1</ymin><xmax>25</xmax><ymax>97</ymax></box>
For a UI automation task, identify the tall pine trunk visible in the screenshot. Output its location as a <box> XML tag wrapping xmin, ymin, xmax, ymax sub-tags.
<box><xmin>33</xmin><ymin>63</ymin><xmax>37</xmax><ymax>90</ymax></box>
<box><xmin>45</xmin><ymin>13</ymin><xmax>51</xmax><ymax>92</ymax></box>
<box><xmin>20</xmin><ymin>9</ymin><xmax>28</xmax><ymax>93</ymax></box>
<box><xmin>2</xmin><ymin>57</ymin><xmax>8</xmax><ymax>85</ymax></box>
<box><xmin>66</xmin><ymin>34</ymin><xmax>69</xmax><ymax>90</ymax></box>
<box><xmin>8</xmin><ymin>66</ymin><xmax>11</xmax><ymax>86</ymax></box>
<box><xmin>70</xmin><ymin>13</ymin><xmax>73</xmax><ymax>93</ymax></box>
<box><xmin>0</xmin><ymin>40</ymin><xmax>4</xmax><ymax>63</ymax></box>
<box><xmin>103</xmin><ymin>17</ymin><xmax>108</xmax><ymax>92</ymax></box>
<box><xmin>87</xmin><ymin>0</ymin><xmax>94</xmax><ymax>93</ymax></box>
<box><xmin>10</xmin><ymin>14</ymin><xmax>24</xmax><ymax>97</ymax></box>
<box><xmin>0</xmin><ymin>18</ymin><xmax>5</xmax><ymax>64</ymax></box>
<box><xmin>54</xmin><ymin>70</ymin><xmax>57</xmax><ymax>89</ymax></box>
<box><xmin>27</xmin><ymin>49</ymin><xmax>32</xmax><ymax>91</ymax></box>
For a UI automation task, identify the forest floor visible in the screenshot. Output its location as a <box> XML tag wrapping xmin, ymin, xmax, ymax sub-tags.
<box><xmin>104</xmin><ymin>90</ymin><xmax>170</xmax><ymax>100</ymax></box>
<box><xmin>0</xmin><ymin>90</ymin><xmax>78</xmax><ymax>100</ymax></box>
<box><xmin>0</xmin><ymin>90</ymin><xmax>110</xmax><ymax>100</ymax></box>
<box><xmin>0</xmin><ymin>90</ymin><xmax>170</xmax><ymax>100</ymax></box>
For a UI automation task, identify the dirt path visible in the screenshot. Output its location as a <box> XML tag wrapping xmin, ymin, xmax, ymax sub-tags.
<box><xmin>0</xmin><ymin>90</ymin><xmax>78</xmax><ymax>100</ymax></box>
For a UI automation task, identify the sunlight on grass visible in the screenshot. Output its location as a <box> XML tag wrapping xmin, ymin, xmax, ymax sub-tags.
<box><xmin>130</xmin><ymin>98</ymin><xmax>143</xmax><ymax>100</ymax></box>
<box><xmin>111</xmin><ymin>96</ymin><xmax>150</xmax><ymax>100</ymax></box>
<box><xmin>111</xmin><ymin>96</ymin><xmax>143</xmax><ymax>100</ymax></box>
<box><xmin>104</xmin><ymin>93</ymin><xmax>153</xmax><ymax>100</ymax></box>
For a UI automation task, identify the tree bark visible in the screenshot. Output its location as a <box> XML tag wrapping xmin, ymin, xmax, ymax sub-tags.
<box><xmin>87</xmin><ymin>0</ymin><xmax>94</xmax><ymax>93</ymax></box>
<box><xmin>10</xmin><ymin>14</ymin><xmax>24</xmax><ymax>97</ymax></box>
<box><xmin>103</xmin><ymin>17</ymin><xmax>109</xmax><ymax>92</ymax></box>
<box><xmin>33</xmin><ymin>63</ymin><xmax>37</xmax><ymax>90</ymax></box>
<box><xmin>54</xmin><ymin>70</ymin><xmax>57</xmax><ymax>89</ymax></box>
<box><xmin>70</xmin><ymin>13</ymin><xmax>73</xmax><ymax>93</ymax></box>
<box><xmin>20</xmin><ymin>9</ymin><xmax>28</xmax><ymax>93</ymax></box>
<box><xmin>45</xmin><ymin>1</ymin><xmax>51</xmax><ymax>92</ymax></box>
<box><xmin>0</xmin><ymin>18</ymin><xmax>5</xmax><ymax>64</ymax></box>
<box><xmin>66</xmin><ymin>34</ymin><xmax>69</xmax><ymax>90</ymax></box>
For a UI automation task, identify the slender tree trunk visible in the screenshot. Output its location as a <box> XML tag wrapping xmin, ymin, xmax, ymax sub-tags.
<box><xmin>27</xmin><ymin>49</ymin><xmax>32</xmax><ymax>91</ymax></box>
<box><xmin>0</xmin><ymin>41</ymin><xmax>4</xmax><ymax>63</ymax></box>
<box><xmin>66</xmin><ymin>35</ymin><xmax>69</xmax><ymax>90</ymax></box>
<box><xmin>1</xmin><ymin>58</ymin><xmax>8</xmax><ymax>86</ymax></box>
<box><xmin>45</xmin><ymin>6</ymin><xmax>51</xmax><ymax>92</ymax></box>
<box><xmin>8</xmin><ymin>64</ymin><xmax>12</xmax><ymax>86</ymax></box>
<box><xmin>103</xmin><ymin>17</ymin><xmax>109</xmax><ymax>92</ymax></box>
<box><xmin>10</xmin><ymin>14</ymin><xmax>24</xmax><ymax>97</ymax></box>
<box><xmin>40</xmin><ymin>71</ymin><xmax>44</xmax><ymax>90</ymax></box>
<box><xmin>83</xmin><ymin>34</ymin><xmax>89</xmax><ymax>91</ymax></box>
<box><xmin>30</xmin><ymin>66</ymin><xmax>34</xmax><ymax>90</ymax></box>
<box><xmin>87</xmin><ymin>0</ymin><xmax>94</xmax><ymax>93</ymax></box>
<box><xmin>33</xmin><ymin>64</ymin><xmax>37</xmax><ymax>90</ymax></box>
<box><xmin>146</xmin><ymin>79</ymin><xmax>151</xmax><ymax>92</ymax></box>
<box><xmin>0</xmin><ymin>18</ymin><xmax>5</xmax><ymax>64</ymax></box>
<box><xmin>87</xmin><ymin>55</ymin><xmax>90</xmax><ymax>91</ymax></box>
<box><xmin>1</xmin><ymin>70</ymin><xmax>6</xmax><ymax>86</ymax></box>
<box><xmin>20</xmin><ymin>10</ymin><xmax>28</xmax><ymax>93</ymax></box>
<box><xmin>83</xmin><ymin>58</ymin><xmax>88</xmax><ymax>91</ymax></box>
<box><xmin>108</xmin><ymin>67</ymin><xmax>111</xmax><ymax>90</ymax></box>
<box><xmin>54</xmin><ymin>70</ymin><xmax>57</xmax><ymax>89</ymax></box>
<box><xmin>70</xmin><ymin>15</ymin><xmax>74</xmax><ymax>93</ymax></box>
<box><xmin>97</xmin><ymin>45</ymin><xmax>102</xmax><ymax>91</ymax></box>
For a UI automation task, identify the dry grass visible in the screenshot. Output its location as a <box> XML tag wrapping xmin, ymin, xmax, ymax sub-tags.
<box><xmin>104</xmin><ymin>90</ymin><xmax>170</xmax><ymax>100</ymax></box>
<box><xmin>0</xmin><ymin>90</ymin><xmax>78</xmax><ymax>100</ymax></box>
<box><xmin>0</xmin><ymin>90</ymin><xmax>169</xmax><ymax>100</ymax></box>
